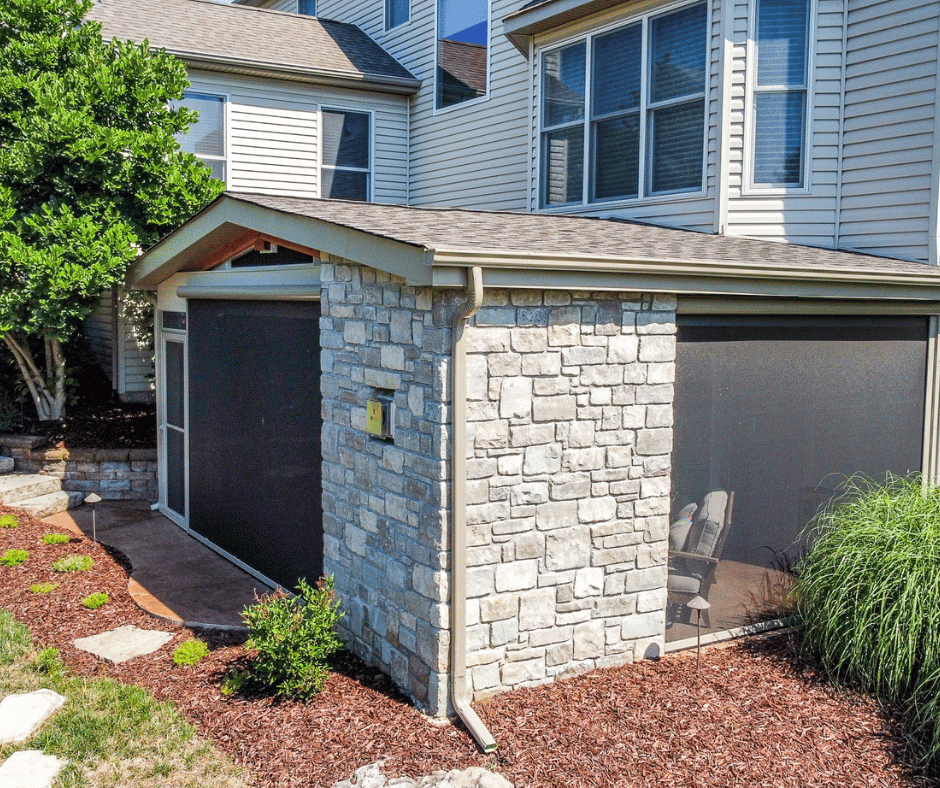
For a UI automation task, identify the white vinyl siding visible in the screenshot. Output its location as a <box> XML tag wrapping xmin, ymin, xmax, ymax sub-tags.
<box><xmin>85</xmin><ymin>290</ymin><xmax>154</xmax><ymax>400</ymax></box>
<box><xmin>837</xmin><ymin>0</ymin><xmax>940</xmax><ymax>263</ymax></box>
<box><xmin>269</xmin><ymin>0</ymin><xmax>299</xmax><ymax>12</ymax></box>
<box><xmin>318</xmin><ymin>0</ymin><xmax>531</xmax><ymax>211</ymax></box>
<box><xmin>85</xmin><ymin>291</ymin><xmax>116</xmax><ymax>383</ymax></box>
<box><xmin>185</xmin><ymin>70</ymin><xmax>408</xmax><ymax>205</ymax></box>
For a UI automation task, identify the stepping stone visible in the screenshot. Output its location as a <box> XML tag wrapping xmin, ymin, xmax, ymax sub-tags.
<box><xmin>74</xmin><ymin>625</ymin><xmax>173</xmax><ymax>664</ymax></box>
<box><xmin>0</xmin><ymin>690</ymin><xmax>65</xmax><ymax>745</ymax></box>
<box><xmin>0</xmin><ymin>750</ymin><xmax>67</xmax><ymax>788</ymax></box>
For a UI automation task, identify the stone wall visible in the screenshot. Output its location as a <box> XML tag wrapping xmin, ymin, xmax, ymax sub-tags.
<box><xmin>462</xmin><ymin>290</ymin><xmax>676</xmax><ymax>697</ymax></box>
<box><xmin>0</xmin><ymin>435</ymin><xmax>157</xmax><ymax>501</ymax></box>
<box><xmin>319</xmin><ymin>255</ymin><xmax>456</xmax><ymax>716</ymax></box>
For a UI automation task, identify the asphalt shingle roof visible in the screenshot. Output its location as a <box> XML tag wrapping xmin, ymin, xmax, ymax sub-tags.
<box><xmin>88</xmin><ymin>0</ymin><xmax>417</xmax><ymax>87</ymax></box>
<box><xmin>224</xmin><ymin>192</ymin><xmax>936</xmax><ymax>275</ymax></box>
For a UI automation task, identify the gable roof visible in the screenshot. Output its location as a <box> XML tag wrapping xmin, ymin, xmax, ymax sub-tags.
<box><xmin>88</xmin><ymin>0</ymin><xmax>419</xmax><ymax>93</ymax></box>
<box><xmin>129</xmin><ymin>193</ymin><xmax>940</xmax><ymax>303</ymax></box>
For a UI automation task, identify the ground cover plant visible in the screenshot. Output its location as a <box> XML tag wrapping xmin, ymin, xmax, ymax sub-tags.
<box><xmin>173</xmin><ymin>638</ymin><xmax>209</xmax><ymax>667</ymax></box>
<box><xmin>1</xmin><ymin>548</ymin><xmax>28</xmax><ymax>566</ymax></box>
<box><xmin>53</xmin><ymin>554</ymin><xmax>94</xmax><ymax>572</ymax></box>
<box><xmin>82</xmin><ymin>591</ymin><xmax>108</xmax><ymax>609</ymax></box>
<box><xmin>30</xmin><ymin>581</ymin><xmax>56</xmax><ymax>594</ymax></box>
<box><xmin>43</xmin><ymin>533</ymin><xmax>71</xmax><ymax>544</ymax></box>
<box><xmin>796</xmin><ymin>474</ymin><xmax>940</xmax><ymax>769</ymax></box>
<box><xmin>0</xmin><ymin>513</ymin><xmax>18</xmax><ymax>528</ymax></box>
<box><xmin>0</xmin><ymin>503</ymin><xmax>932</xmax><ymax>787</ymax></box>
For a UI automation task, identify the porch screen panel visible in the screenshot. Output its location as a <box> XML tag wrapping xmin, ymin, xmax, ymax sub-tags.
<box><xmin>188</xmin><ymin>300</ymin><xmax>322</xmax><ymax>589</ymax></box>
<box><xmin>670</xmin><ymin>315</ymin><xmax>927</xmax><ymax>638</ymax></box>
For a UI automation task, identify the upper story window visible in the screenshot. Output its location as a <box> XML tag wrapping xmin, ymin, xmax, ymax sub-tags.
<box><xmin>386</xmin><ymin>0</ymin><xmax>408</xmax><ymax>29</ymax></box>
<box><xmin>298</xmin><ymin>0</ymin><xmax>316</xmax><ymax>15</ymax></box>
<box><xmin>173</xmin><ymin>91</ymin><xmax>226</xmax><ymax>182</ymax></box>
<box><xmin>437</xmin><ymin>0</ymin><xmax>488</xmax><ymax>108</ymax></box>
<box><xmin>751</xmin><ymin>0</ymin><xmax>810</xmax><ymax>188</ymax></box>
<box><xmin>540</xmin><ymin>2</ymin><xmax>708</xmax><ymax>208</ymax></box>
<box><xmin>320</xmin><ymin>109</ymin><xmax>371</xmax><ymax>201</ymax></box>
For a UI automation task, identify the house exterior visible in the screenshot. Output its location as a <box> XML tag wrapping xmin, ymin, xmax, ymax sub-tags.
<box><xmin>96</xmin><ymin>0</ymin><xmax>940</xmax><ymax>745</ymax></box>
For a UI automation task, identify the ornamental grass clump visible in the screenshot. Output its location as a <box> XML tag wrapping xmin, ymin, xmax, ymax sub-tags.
<box><xmin>241</xmin><ymin>575</ymin><xmax>344</xmax><ymax>699</ymax></box>
<box><xmin>795</xmin><ymin>474</ymin><xmax>940</xmax><ymax>766</ymax></box>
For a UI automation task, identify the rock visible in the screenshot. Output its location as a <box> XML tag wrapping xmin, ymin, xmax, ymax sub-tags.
<box><xmin>0</xmin><ymin>750</ymin><xmax>67</xmax><ymax>788</ymax></box>
<box><xmin>332</xmin><ymin>763</ymin><xmax>513</xmax><ymax>788</ymax></box>
<box><xmin>73</xmin><ymin>625</ymin><xmax>174</xmax><ymax>664</ymax></box>
<box><xmin>0</xmin><ymin>690</ymin><xmax>66</xmax><ymax>745</ymax></box>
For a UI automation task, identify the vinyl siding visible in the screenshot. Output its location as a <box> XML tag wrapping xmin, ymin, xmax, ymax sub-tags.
<box><xmin>85</xmin><ymin>291</ymin><xmax>116</xmax><ymax>383</ymax></box>
<box><xmin>725</xmin><ymin>0</ymin><xmax>844</xmax><ymax>249</ymax></box>
<box><xmin>837</xmin><ymin>0</ymin><xmax>940</xmax><ymax>263</ymax></box>
<box><xmin>318</xmin><ymin>0</ymin><xmax>531</xmax><ymax>211</ymax></box>
<box><xmin>185</xmin><ymin>69</ymin><xmax>408</xmax><ymax>205</ymax></box>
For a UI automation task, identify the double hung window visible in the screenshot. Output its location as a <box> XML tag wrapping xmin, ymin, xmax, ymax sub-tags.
<box><xmin>436</xmin><ymin>0</ymin><xmax>489</xmax><ymax>108</ymax></box>
<box><xmin>386</xmin><ymin>0</ymin><xmax>408</xmax><ymax>29</ymax></box>
<box><xmin>751</xmin><ymin>0</ymin><xmax>810</xmax><ymax>188</ymax></box>
<box><xmin>173</xmin><ymin>91</ymin><xmax>226</xmax><ymax>183</ymax></box>
<box><xmin>320</xmin><ymin>110</ymin><xmax>371</xmax><ymax>201</ymax></box>
<box><xmin>298</xmin><ymin>0</ymin><xmax>316</xmax><ymax>15</ymax></box>
<box><xmin>540</xmin><ymin>2</ymin><xmax>707</xmax><ymax>208</ymax></box>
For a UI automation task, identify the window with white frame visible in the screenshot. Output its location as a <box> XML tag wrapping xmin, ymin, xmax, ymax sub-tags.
<box><xmin>386</xmin><ymin>0</ymin><xmax>408</xmax><ymax>29</ymax></box>
<box><xmin>173</xmin><ymin>91</ymin><xmax>226</xmax><ymax>182</ymax></box>
<box><xmin>436</xmin><ymin>0</ymin><xmax>488</xmax><ymax>108</ymax></box>
<box><xmin>320</xmin><ymin>110</ymin><xmax>371</xmax><ymax>201</ymax></box>
<box><xmin>751</xmin><ymin>0</ymin><xmax>809</xmax><ymax>187</ymax></box>
<box><xmin>298</xmin><ymin>0</ymin><xmax>316</xmax><ymax>15</ymax></box>
<box><xmin>540</xmin><ymin>2</ymin><xmax>708</xmax><ymax>208</ymax></box>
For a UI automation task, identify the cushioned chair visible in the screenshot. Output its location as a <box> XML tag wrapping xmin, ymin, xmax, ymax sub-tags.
<box><xmin>667</xmin><ymin>490</ymin><xmax>735</xmax><ymax>628</ymax></box>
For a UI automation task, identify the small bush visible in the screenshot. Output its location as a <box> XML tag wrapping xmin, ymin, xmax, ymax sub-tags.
<box><xmin>795</xmin><ymin>475</ymin><xmax>940</xmax><ymax>766</ymax></box>
<box><xmin>0</xmin><ymin>513</ymin><xmax>19</xmax><ymax>528</ymax></box>
<box><xmin>30</xmin><ymin>582</ymin><xmax>57</xmax><ymax>594</ymax></box>
<box><xmin>42</xmin><ymin>533</ymin><xmax>71</xmax><ymax>544</ymax></box>
<box><xmin>220</xmin><ymin>668</ymin><xmax>249</xmax><ymax>696</ymax></box>
<box><xmin>173</xmin><ymin>639</ymin><xmax>209</xmax><ymax>667</ymax></box>
<box><xmin>52</xmin><ymin>555</ymin><xmax>94</xmax><ymax>573</ymax></box>
<box><xmin>1</xmin><ymin>548</ymin><xmax>29</xmax><ymax>566</ymax></box>
<box><xmin>82</xmin><ymin>592</ymin><xmax>109</xmax><ymax>610</ymax></box>
<box><xmin>241</xmin><ymin>575</ymin><xmax>344</xmax><ymax>699</ymax></box>
<box><xmin>32</xmin><ymin>646</ymin><xmax>65</xmax><ymax>677</ymax></box>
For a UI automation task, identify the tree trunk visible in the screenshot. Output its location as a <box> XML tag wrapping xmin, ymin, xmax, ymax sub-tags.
<box><xmin>2</xmin><ymin>332</ymin><xmax>67</xmax><ymax>421</ymax></box>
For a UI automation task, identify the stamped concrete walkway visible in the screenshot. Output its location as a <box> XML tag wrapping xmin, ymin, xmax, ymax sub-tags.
<box><xmin>44</xmin><ymin>502</ymin><xmax>267</xmax><ymax>631</ymax></box>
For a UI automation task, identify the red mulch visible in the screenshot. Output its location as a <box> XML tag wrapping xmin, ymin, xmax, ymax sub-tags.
<box><xmin>19</xmin><ymin>402</ymin><xmax>156</xmax><ymax>450</ymax></box>
<box><xmin>0</xmin><ymin>507</ymin><xmax>930</xmax><ymax>788</ymax></box>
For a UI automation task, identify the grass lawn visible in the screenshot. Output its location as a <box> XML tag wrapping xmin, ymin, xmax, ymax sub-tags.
<box><xmin>0</xmin><ymin>611</ymin><xmax>249</xmax><ymax>788</ymax></box>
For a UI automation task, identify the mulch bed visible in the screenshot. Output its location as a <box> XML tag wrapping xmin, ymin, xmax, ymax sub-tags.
<box><xmin>17</xmin><ymin>402</ymin><xmax>156</xmax><ymax>450</ymax></box>
<box><xmin>0</xmin><ymin>506</ymin><xmax>931</xmax><ymax>788</ymax></box>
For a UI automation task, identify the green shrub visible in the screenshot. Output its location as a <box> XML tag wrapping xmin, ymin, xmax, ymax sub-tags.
<box><xmin>795</xmin><ymin>475</ymin><xmax>940</xmax><ymax>765</ymax></box>
<box><xmin>1</xmin><ymin>548</ymin><xmax>29</xmax><ymax>566</ymax></box>
<box><xmin>173</xmin><ymin>639</ymin><xmax>209</xmax><ymax>667</ymax></box>
<box><xmin>0</xmin><ymin>513</ymin><xmax>19</xmax><ymax>528</ymax></box>
<box><xmin>82</xmin><ymin>592</ymin><xmax>109</xmax><ymax>609</ymax></box>
<box><xmin>42</xmin><ymin>533</ymin><xmax>71</xmax><ymax>544</ymax></box>
<box><xmin>241</xmin><ymin>575</ymin><xmax>344</xmax><ymax>699</ymax></box>
<box><xmin>30</xmin><ymin>582</ymin><xmax>57</xmax><ymax>594</ymax></box>
<box><xmin>220</xmin><ymin>668</ymin><xmax>248</xmax><ymax>696</ymax></box>
<box><xmin>52</xmin><ymin>555</ymin><xmax>94</xmax><ymax>572</ymax></box>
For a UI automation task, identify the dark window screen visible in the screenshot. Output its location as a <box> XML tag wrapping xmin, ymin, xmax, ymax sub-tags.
<box><xmin>188</xmin><ymin>300</ymin><xmax>322</xmax><ymax>589</ymax></box>
<box><xmin>669</xmin><ymin>315</ymin><xmax>927</xmax><ymax>638</ymax></box>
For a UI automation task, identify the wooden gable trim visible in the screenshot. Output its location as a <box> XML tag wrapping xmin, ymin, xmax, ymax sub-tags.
<box><xmin>194</xmin><ymin>231</ymin><xmax>321</xmax><ymax>272</ymax></box>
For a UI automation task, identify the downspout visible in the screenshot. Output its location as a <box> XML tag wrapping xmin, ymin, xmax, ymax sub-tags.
<box><xmin>450</xmin><ymin>266</ymin><xmax>498</xmax><ymax>754</ymax></box>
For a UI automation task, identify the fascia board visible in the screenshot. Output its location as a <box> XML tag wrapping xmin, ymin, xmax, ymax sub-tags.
<box><xmin>502</xmin><ymin>0</ymin><xmax>628</xmax><ymax>53</ymax></box>
<box><xmin>130</xmin><ymin>197</ymin><xmax>433</xmax><ymax>288</ymax></box>
<box><xmin>429</xmin><ymin>250</ymin><xmax>940</xmax><ymax>301</ymax></box>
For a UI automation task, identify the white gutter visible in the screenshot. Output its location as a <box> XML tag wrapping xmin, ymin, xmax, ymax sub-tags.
<box><xmin>450</xmin><ymin>266</ymin><xmax>497</xmax><ymax>754</ymax></box>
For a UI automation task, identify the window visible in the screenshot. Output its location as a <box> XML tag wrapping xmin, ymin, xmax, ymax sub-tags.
<box><xmin>173</xmin><ymin>92</ymin><xmax>226</xmax><ymax>182</ymax></box>
<box><xmin>320</xmin><ymin>110</ymin><xmax>371</xmax><ymax>201</ymax></box>
<box><xmin>298</xmin><ymin>0</ymin><xmax>315</xmax><ymax>15</ymax></box>
<box><xmin>751</xmin><ymin>0</ymin><xmax>809</xmax><ymax>187</ymax></box>
<box><xmin>540</xmin><ymin>2</ymin><xmax>707</xmax><ymax>208</ymax></box>
<box><xmin>386</xmin><ymin>0</ymin><xmax>408</xmax><ymax>29</ymax></box>
<box><xmin>437</xmin><ymin>0</ymin><xmax>488</xmax><ymax>108</ymax></box>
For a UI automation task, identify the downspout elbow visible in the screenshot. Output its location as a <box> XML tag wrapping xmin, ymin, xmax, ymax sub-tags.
<box><xmin>450</xmin><ymin>267</ymin><xmax>496</xmax><ymax>754</ymax></box>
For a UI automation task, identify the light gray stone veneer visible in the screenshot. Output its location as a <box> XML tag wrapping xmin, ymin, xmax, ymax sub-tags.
<box><xmin>320</xmin><ymin>256</ymin><xmax>676</xmax><ymax>713</ymax></box>
<box><xmin>462</xmin><ymin>290</ymin><xmax>675</xmax><ymax>697</ymax></box>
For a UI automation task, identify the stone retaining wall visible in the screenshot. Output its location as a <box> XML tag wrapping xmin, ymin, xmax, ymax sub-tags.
<box><xmin>0</xmin><ymin>435</ymin><xmax>157</xmax><ymax>501</ymax></box>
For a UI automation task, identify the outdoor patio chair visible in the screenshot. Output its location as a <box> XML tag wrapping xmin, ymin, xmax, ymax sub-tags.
<box><xmin>667</xmin><ymin>490</ymin><xmax>735</xmax><ymax>628</ymax></box>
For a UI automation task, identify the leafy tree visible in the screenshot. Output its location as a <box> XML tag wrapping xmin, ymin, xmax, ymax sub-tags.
<box><xmin>0</xmin><ymin>0</ymin><xmax>223</xmax><ymax>420</ymax></box>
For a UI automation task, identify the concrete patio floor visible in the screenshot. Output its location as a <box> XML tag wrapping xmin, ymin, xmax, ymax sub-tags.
<box><xmin>44</xmin><ymin>502</ymin><xmax>269</xmax><ymax>631</ymax></box>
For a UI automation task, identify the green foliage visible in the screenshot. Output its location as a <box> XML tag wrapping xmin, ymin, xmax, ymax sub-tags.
<box><xmin>172</xmin><ymin>638</ymin><xmax>209</xmax><ymax>667</ymax></box>
<box><xmin>0</xmin><ymin>548</ymin><xmax>28</xmax><ymax>566</ymax></box>
<box><xmin>242</xmin><ymin>575</ymin><xmax>344</xmax><ymax>699</ymax></box>
<box><xmin>219</xmin><ymin>668</ymin><xmax>249</xmax><ymax>697</ymax></box>
<box><xmin>0</xmin><ymin>513</ymin><xmax>18</xmax><ymax>528</ymax></box>
<box><xmin>32</xmin><ymin>646</ymin><xmax>65</xmax><ymax>677</ymax></box>
<box><xmin>29</xmin><ymin>581</ymin><xmax>57</xmax><ymax>594</ymax></box>
<box><xmin>0</xmin><ymin>0</ymin><xmax>223</xmax><ymax>420</ymax></box>
<box><xmin>42</xmin><ymin>533</ymin><xmax>70</xmax><ymax>544</ymax></box>
<box><xmin>81</xmin><ymin>592</ymin><xmax>108</xmax><ymax>609</ymax></box>
<box><xmin>795</xmin><ymin>475</ymin><xmax>940</xmax><ymax>767</ymax></box>
<box><xmin>52</xmin><ymin>554</ymin><xmax>93</xmax><ymax>572</ymax></box>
